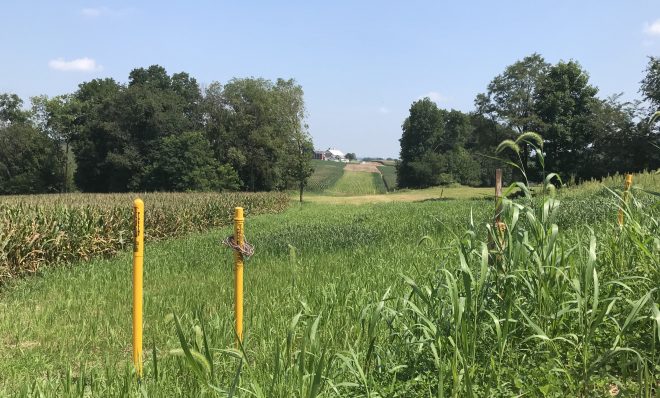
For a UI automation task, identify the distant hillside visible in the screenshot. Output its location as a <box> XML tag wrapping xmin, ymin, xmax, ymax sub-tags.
<box><xmin>306</xmin><ymin>160</ymin><xmax>345</xmax><ymax>192</ymax></box>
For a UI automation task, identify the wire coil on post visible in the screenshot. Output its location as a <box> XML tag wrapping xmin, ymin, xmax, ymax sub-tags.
<box><xmin>222</xmin><ymin>236</ymin><xmax>255</xmax><ymax>258</ymax></box>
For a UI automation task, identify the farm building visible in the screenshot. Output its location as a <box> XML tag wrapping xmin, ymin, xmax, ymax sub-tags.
<box><xmin>313</xmin><ymin>148</ymin><xmax>348</xmax><ymax>162</ymax></box>
<box><xmin>325</xmin><ymin>148</ymin><xmax>347</xmax><ymax>162</ymax></box>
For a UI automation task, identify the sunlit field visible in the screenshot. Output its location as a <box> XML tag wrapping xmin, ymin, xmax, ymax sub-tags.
<box><xmin>1</xmin><ymin>172</ymin><xmax>658</xmax><ymax>396</ymax></box>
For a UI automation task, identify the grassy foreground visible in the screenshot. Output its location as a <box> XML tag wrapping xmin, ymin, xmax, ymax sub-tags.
<box><xmin>1</xmin><ymin>176</ymin><xmax>659</xmax><ymax>396</ymax></box>
<box><xmin>1</xmin><ymin>200</ymin><xmax>473</xmax><ymax>396</ymax></box>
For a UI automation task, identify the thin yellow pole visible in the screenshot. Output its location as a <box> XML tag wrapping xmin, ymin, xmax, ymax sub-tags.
<box><xmin>233</xmin><ymin>207</ymin><xmax>245</xmax><ymax>343</ymax></box>
<box><xmin>132</xmin><ymin>198</ymin><xmax>144</xmax><ymax>378</ymax></box>
<box><xmin>617</xmin><ymin>174</ymin><xmax>633</xmax><ymax>227</ymax></box>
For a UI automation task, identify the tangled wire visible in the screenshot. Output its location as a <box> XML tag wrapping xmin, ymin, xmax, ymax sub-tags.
<box><xmin>222</xmin><ymin>236</ymin><xmax>255</xmax><ymax>258</ymax></box>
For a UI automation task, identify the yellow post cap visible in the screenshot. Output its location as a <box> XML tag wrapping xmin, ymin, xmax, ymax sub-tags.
<box><xmin>234</xmin><ymin>207</ymin><xmax>244</xmax><ymax>220</ymax></box>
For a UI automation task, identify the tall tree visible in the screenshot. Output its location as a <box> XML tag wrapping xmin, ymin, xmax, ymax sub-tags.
<box><xmin>534</xmin><ymin>61</ymin><xmax>599</xmax><ymax>179</ymax></box>
<box><xmin>0</xmin><ymin>123</ymin><xmax>62</xmax><ymax>194</ymax></box>
<box><xmin>142</xmin><ymin>131</ymin><xmax>239</xmax><ymax>191</ymax></box>
<box><xmin>479</xmin><ymin>53</ymin><xmax>549</xmax><ymax>133</ymax></box>
<box><xmin>0</xmin><ymin>93</ymin><xmax>29</xmax><ymax>127</ymax></box>
<box><xmin>69</xmin><ymin>78</ymin><xmax>125</xmax><ymax>191</ymax></box>
<box><xmin>640</xmin><ymin>56</ymin><xmax>660</xmax><ymax>108</ymax></box>
<box><xmin>398</xmin><ymin>99</ymin><xmax>483</xmax><ymax>187</ymax></box>
<box><xmin>287</xmin><ymin>130</ymin><xmax>314</xmax><ymax>202</ymax></box>
<box><xmin>206</xmin><ymin>78</ymin><xmax>310</xmax><ymax>191</ymax></box>
<box><xmin>397</xmin><ymin>98</ymin><xmax>445</xmax><ymax>188</ymax></box>
<box><xmin>476</xmin><ymin>53</ymin><xmax>550</xmax><ymax>171</ymax></box>
<box><xmin>31</xmin><ymin>95</ymin><xmax>81</xmax><ymax>191</ymax></box>
<box><xmin>71</xmin><ymin>66</ymin><xmax>204</xmax><ymax>192</ymax></box>
<box><xmin>275</xmin><ymin>79</ymin><xmax>314</xmax><ymax>201</ymax></box>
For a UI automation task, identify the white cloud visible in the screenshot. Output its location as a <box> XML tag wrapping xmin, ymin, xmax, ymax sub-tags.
<box><xmin>80</xmin><ymin>6</ymin><xmax>133</xmax><ymax>18</ymax></box>
<box><xmin>418</xmin><ymin>91</ymin><xmax>448</xmax><ymax>104</ymax></box>
<box><xmin>81</xmin><ymin>7</ymin><xmax>105</xmax><ymax>17</ymax></box>
<box><xmin>378</xmin><ymin>106</ymin><xmax>390</xmax><ymax>114</ymax></box>
<box><xmin>644</xmin><ymin>19</ymin><xmax>660</xmax><ymax>36</ymax></box>
<box><xmin>48</xmin><ymin>57</ymin><xmax>103</xmax><ymax>72</ymax></box>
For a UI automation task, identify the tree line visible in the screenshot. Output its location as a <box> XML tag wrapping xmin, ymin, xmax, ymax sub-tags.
<box><xmin>397</xmin><ymin>54</ymin><xmax>660</xmax><ymax>188</ymax></box>
<box><xmin>0</xmin><ymin>65</ymin><xmax>313</xmax><ymax>195</ymax></box>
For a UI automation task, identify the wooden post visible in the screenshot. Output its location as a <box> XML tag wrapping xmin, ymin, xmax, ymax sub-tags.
<box><xmin>495</xmin><ymin>169</ymin><xmax>503</xmax><ymax>224</ymax></box>
<box><xmin>617</xmin><ymin>174</ymin><xmax>633</xmax><ymax>227</ymax></box>
<box><xmin>489</xmin><ymin>169</ymin><xmax>505</xmax><ymax>257</ymax></box>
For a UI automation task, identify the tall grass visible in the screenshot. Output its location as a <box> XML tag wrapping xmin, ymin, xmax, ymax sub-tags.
<box><xmin>2</xmin><ymin>162</ymin><xmax>658</xmax><ymax>395</ymax></box>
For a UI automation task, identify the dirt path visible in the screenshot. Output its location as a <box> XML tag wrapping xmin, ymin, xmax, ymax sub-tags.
<box><xmin>344</xmin><ymin>162</ymin><xmax>381</xmax><ymax>173</ymax></box>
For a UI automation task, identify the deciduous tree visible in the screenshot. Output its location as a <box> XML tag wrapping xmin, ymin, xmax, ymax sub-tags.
<box><xmin>534</xmin><ymin>61</ymin><xmax>599</xmax><ymax>179</ymax></box>
<box><xmin>0</xmin><ymin>123</ymin><xmax>62</xmax><ymax>194</ymax></box>
<box><xmin>640</xmin><ymin>56</ymin><xmax>660</xmax><ymax>107</ymax></box>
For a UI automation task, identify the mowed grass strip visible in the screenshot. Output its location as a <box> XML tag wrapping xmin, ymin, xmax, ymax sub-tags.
<box><xmin>325</xmin><ymin>170</ymin><xmax>386</xmax><ymax>196</ymax></box>
<box><xmin>304</xmin><ymin>185</ymin><xmax>494</xmax><ymax>204</ymax></box>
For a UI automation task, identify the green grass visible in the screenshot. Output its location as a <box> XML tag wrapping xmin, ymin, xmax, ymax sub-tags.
<box><xmin>376</xmin><ymin>165</ymin><xmax>397</xmax><ymax>191</ymax></box>
<box><xmin>375</xmin><ymin>160</ymin><xmax>397</xmax><ymax>167</ymax></box>
<box><xmin>302</xmin><ymin>185</ymin><xmax>493</xmax><ymax>204</ymax></box>
<box><xmin>325</xmin><ymin>171</ymin><xmax>386</xmax><ymax>196</ymax></box>
<box><xmin>0</xmin><ymin>201</ymin><xmax>475</xmax><ymax>395</ymax></box>
<box><xmin>1</xmin><ymin>172</ymin><xmax>659</xmax><ymax>396</ymax></box>
<box><xmin>306</xmin><ymin>160</ymin><xmax>345</xmax><ymax>193</ymax></box>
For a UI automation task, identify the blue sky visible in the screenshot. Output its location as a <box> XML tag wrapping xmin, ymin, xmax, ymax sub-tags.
<box><xmin>2</xmin><ymin>1</ymin><xmax>659</xmax><ymax>158</ymax></box>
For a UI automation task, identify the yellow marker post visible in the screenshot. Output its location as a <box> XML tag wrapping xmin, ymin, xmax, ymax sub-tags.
<box><xmin>233</xmin><ymin>207</ymin><xmax>245</xmax><ymax>343</ymax></box>
<box><xmin>617</xmin><ymin>174</ymin><xmax>633</xmax><ymax>227</ymax></box>
<box><xmin>132</xmin><ymin>198</ymin><xmax>144</xmax><ymax>378</ymax></box>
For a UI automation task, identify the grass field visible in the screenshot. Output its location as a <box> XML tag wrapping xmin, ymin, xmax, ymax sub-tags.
<box><xmin>324</xmin><ymin>170</ymin><xmax>387</xmax><ymax>196</ymax></box>
<box><xmin>1</xmin><ymin>201</ymin><xmax>478</xmax><ymax>396</ymax></box>
<box><xmin>1</xmin><ymin>172</ymin><xmax>659</xmax><ymax>396</ymax></box>
<box><xmin>303</xmin><ymin>185</ymin><xmax>493</xmax><ymax>204</ymax></box>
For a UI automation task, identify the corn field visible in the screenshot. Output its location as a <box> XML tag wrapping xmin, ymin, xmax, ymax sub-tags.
<box><xmin>307</xmin><ymin>161</ymin><xmax>345</xmax><ymax>193</ymax></box>
<box><xmin>0</xmin><ymin>192</ymin><xmax>289</xmax><ymax>283</ymax></box>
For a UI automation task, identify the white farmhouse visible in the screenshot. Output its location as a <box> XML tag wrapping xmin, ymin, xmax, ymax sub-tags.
<box><xmin>324</xmin><ymin>148</ymin><xmax>348</xmax><ymax>162</ymax></box>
